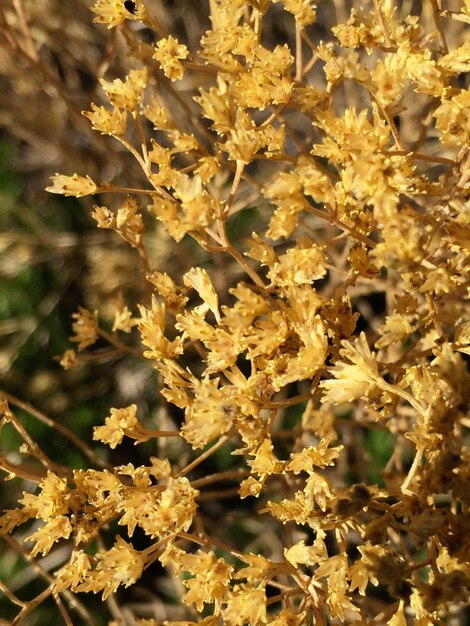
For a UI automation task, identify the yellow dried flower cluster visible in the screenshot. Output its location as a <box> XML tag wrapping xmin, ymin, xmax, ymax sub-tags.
<box><xmin>1</xmin><ymin>0</ymin><xmax>470</xmax><ymax>625</ymax></box>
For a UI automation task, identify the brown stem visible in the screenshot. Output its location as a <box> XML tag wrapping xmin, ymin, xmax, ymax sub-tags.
<box><xmin>97</xmin><ymin>328</ymin><xmax>143</xmax><ymax>358</ymax></box>
<box><xmin>176</xmin><ymin>435</ymin><xmax>229</xmax><ymax>478</ymax></box>
<box><xmin>1</xmin><ymin>389</ymin><xmax>111</xmax><ymax>470</ymax></box>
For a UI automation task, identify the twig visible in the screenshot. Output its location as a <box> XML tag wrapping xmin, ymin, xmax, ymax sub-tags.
<box><xmin>176</xmin><ymin>435</ymin><xmax>229</xmax><ymax>478</ymax></box>
<box><xmin>0</xmin><ymin>390</ymin><xmax>111</xmax><ymax>470</ymax></box>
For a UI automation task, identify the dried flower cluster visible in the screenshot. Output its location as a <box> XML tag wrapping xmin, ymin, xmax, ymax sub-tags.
<box><xmin>1</xmin><ymin>0</ymin><xmax>470</xmax><ymax>625</ymax></box>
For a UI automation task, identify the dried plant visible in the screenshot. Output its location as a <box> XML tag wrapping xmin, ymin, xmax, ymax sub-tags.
<box><xmin>1</xmin><ymin>1</ymin><xmax>470</xmax><ymax>625</ymax></box>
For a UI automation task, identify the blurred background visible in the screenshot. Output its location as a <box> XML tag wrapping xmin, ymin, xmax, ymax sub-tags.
<box><xmin>0</xmin><ymin>0</ymin><xmax>468</xmax><ymax>624</ymax></box>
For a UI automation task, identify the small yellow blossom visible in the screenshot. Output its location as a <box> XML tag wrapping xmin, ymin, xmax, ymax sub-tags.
<box><xmin>54</xmin><ymin>550</ymin><xmax>92</xmax><ymax>593</ymax></box>
<box><xmin>138</xmin><ymin>297</ymin><xmax>184</xmax><ymax>359</ymax></box>
<box><xmin>194</xmin><ymin>156</ymin><xmax>220</xmax><ymax>183</ymax></box>
<box><xmin>182</xmin><ymin>377</ymin><xmax>235</xmax><ymax>448</ymax></box>
<box><xmin>147</xmin><ymin>271</ymin><xmax>188</xmax><ymax>313</ymax></box>
<box><xmin>118</xmin><ymin>477</ymin><xmax>198</xmax><ymax>538</ymax></box>
<box><xmin>439</xmin><ymin>42</ymin><xmax>470</xmax><ymax>74</ymax></box>
<box><xmin>268</xmin><ymin>240</ymin><xmax>327</xmax><ymax>287</ymax></box>
<box><xmin>99</xmin><ymin>68</ymin><xmax>148</xmax><ymax>111</ymax></box>
<box><xmin>223</xmin><ymin>109</ymin><xmax>263</xmax><ymax>164</ymax></box>
<box><xmin>59</xmin><ymin>349</ymin><xmax>80</xmax><ymax>369</ymax></box>
<box><xmin>282</xmin><ymin>0</ymin><xmax>317</xmax><ymax>28</ymax></box>
<box><xmin>434</xmin><ymin>88</ymin><xmax>470</xmax><ymax>147</ymax></box>
<box><xmin>153</xmin><ymin>36</ymin><xmax>189</xmax><ymax>81</ymax></box>
<box><xmin>76</xmin><ymin>536</ymin><xmax>145</xmax><ymax>599</ymax></box>
<box><xmin>183</xmin><ymin>552</ymin><xmax>234</xmax><ymax>611</ymax></box>
<box><xmin>321</xmin><ymin>332</ymin><xmax>380</xmax><ymax>404</ymax></box>
<box><xmin>195</xmin><ymin>78</ymin><xmax>232</xmax><ymax>133</ymax></box>
<box><xmin>222</xmin><ymin>584</ymin><xmax>267</xmax><ymax>626</ymax></box>
<box><xmin>82</xmin><ymin>104</ymin><xmax>127</xmax><ymax>136</ymax></box>
<box><xmin>235</xmin><ymin>553</ymin><xmax>271</xmax><ymax>582</ymax></box>
<box><xmin>183</xmin><ymin>267</ymin><xmax>220</xmax><ymax>322</ymax></box>
<box><xmin>70</xmin><ymin>307</ymin><xmax>99</xmax><ymax>351</ymax></box>
<box><xmin>19</xmin><ymin>471</ymin><xmax>69</xmax><ymax>520</ymax></box>
<box><xmin>92</xmin><ymin>0</ymin><xmax>147</xmax><ymax>28</ymax></box>
<box><xmin>285</xmin><ymin>535</ymin><xmax>328</xmax><ymax>568</ymax></box>
<box><xmin>26</xmin><ymin>516</ymin><xmax>72</xmax><ymax>557</ymax></box>
<box><xmin>111</xmin><ymin>294</ymin><xmax>137</xmax><ymax>333</ymax></box>
<box><xmin>93</xmin><ymin>404</ymin><xmax>140</xmax><ymax>449</ymax></box>
<box><xmin>287</xmin><ymin>439</ymin><xmax>344</xmax><ymax>473</ymax></box>
<box><xmin>46</xmin><ymin>173</ymin><xmax>98</xmax><ymax>197</ymax></box>
<box><xmin>150</xmin><ymin>174</ymin><xmax>219</xmax><ymax>241</ymax></box>
<box><xmin>144</xmin><ymin>96</ymin><xmax>176</xmax><ymax>130</ymax></box>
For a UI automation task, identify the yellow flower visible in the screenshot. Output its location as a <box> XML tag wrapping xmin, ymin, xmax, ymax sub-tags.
<box><xmin>223</xmin><ymin>109</ymin><xmax>263</xmax><ymax>164</ymax></box>
<box><xmin>99</xmin><ymin>68</ymin><xmax>148</xmax><ymax>111</ymax></box>
<box><xmin>54</xmin><ymin>550</ymin><xmax>92</xmax><ymax>593</ymax></box>
<box><xmin>287</xmin><ymin>439</ymin><xmax>344</xmax><ymax>473</ymax></box>
<box><xmin>138</xmin><ymin>297</ymin><xmax>184</xmax><ymax>359</ymax></box>
<box><xmin>183</xmin><ymin>267</ymin><xmax>220</xmax><ymax>322</ymax></box>
<box><xmin>19</xmin><ymin>471</ymin><xmax>69</xmax><ymax>520</ymax></box>
<box><xmin>117</xmin><ymin>477</ymin><xmax>198</xmax><ymax>539</ymax></box>
<box><xmin>26</xmin><ymin>516</ymin><xmax>72</xmax><ymax>557</ymax></box>
<box><xmin>93</xmin><ymin>404</ymin><xmax>139</xmax><ymax>449</ymax></box>
<box><xmin>439</xmin><ymin>42</ymin><xmax>470</xmax><ymax>74</ymax></box>
<box><xmin>153</xmin><ymin>36</ymin><xmax>189</xmax><ymax>81</ymax></box>
<box><xmin>375</xmin><ymin>313</ymin><xmax>416</xmax><ymax>349</ymax></box>
<box><xmin>70</xmin><ymin>307</ymin><xmax>99</xmax><ymax>351</ymax></box>
<box><xmin>284</xmin><ymin>534</ymin><xmax>328</xmax><ymax>568</ymax></box>
<box><xmin>182</xmin><ymin>377</ymin><xmax>235</xmax><ymax>448</ymax></box>
<box><xmin>222</xmin><ymin>585</ymin><xmax>267</xmax><ymax>626</ymax></box>
<box><xmin>144</xmin><ymin>96</ymin><xmax>176</xmax><ymax>130</ymax></box>
<box><xmin>111</xmin><ymin>294</ymin><xmax>137</xmax><ymax>333</ymax></box>
<box><xmin>268</xmin><ymin>241</ymin><xmax>327</xmax><ymax>287</ymax></box>
<box><xmin>195</xmin><ymin>78</ymin><xmax>232</xmax><ymax>134</ymax></box>
<box><xmin>76</xmin><ymin>536</ymin><xmax>145</xmax><ymax>599</ymax></box>
<box><xmin>321</xmin><ymin>332</ymin><xmax>380</xmax><ymax>404</ymax></box>
<box><xmin>92</xmin><ymin>0</ymin><xmax>146</xmax><ymax>28</ymax></box>
<box><xmin>147</xmin><ymin>271</ymin><xmax>188</xmax><ymax>313</ymax></box>
<box><xmin>59</xmin><ymin>349</ymin><xmax>80</xmax><ymax>369</ymax></box>
<box><xmin>283</xmin><ymin>0</ymin><xmax>317</xmax><ymax>27</ymax></box>
<box><xmin>150</xmin><ymin>173</ymin><xmax>219</xmax><ymax>241</ymax></box>
<box><xmin>46</xmin><ymin>173</ymin><xmax>98</xmax><ymax>197</ymax></box>
<box><xmin>82</xmin><ymin>104</ymin><xmax>127</xmax><ymax>136</ymax></box>
<box><xmin>183</xmin><ymin>552</ymin><xmax>234</xmax><ymax>611</ymax></box>
<box><xmin>434</xmin><ymin>88</ymin><xmax>470</xmax><ymax>147</ymax></box>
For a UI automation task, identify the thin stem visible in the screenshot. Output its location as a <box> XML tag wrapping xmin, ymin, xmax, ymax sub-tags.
<box><xmin>401</xmin><ymin>447</ymin><xmax>424</xmax><ymax>494</ymax></box>
<box><xmin>378</xmin><ymin>103</ymin><xmax>405</xmax><ymax>151</ymax></box>
<box><xmin>373</xmin><ymin>0</ymin><xmax>392</xmax><ymax>48</ymax></box>
<box><xmin>295</xmin><ymin>23</ymin><xmax>303</xmax><ymax>82</ymax></box>
<box><xmin>222</xmin><ymin>160</ymin><xmax>245</xmax><ymax>220</ymax></box>
<box><xmin>53</xmin><ymin>592</ymin><xmax>74</xmax><ymax>626</ymax></box>
<box><xmin>304</xmin><ymin>203</ymin><xmax>376</xmax><ymax>249</ymax></box>
<box><xmin>384</xmin><ymin>150</ymin><xmax>455</xmax><ymax>166</ymax></box>
<box><xmin>97</xmin><ymin>328</ymin><xmax>143</xmax><ymax>358</ymax></box>
<box><xmin>1</xmin><ymin>390</ymin><xmax>111</xmax><ymax>470</ymax></box>
<box><xmin>176</xmin><ymin>435</ymin><xmax>229</xmax><ymax>478</ymax></box>
<box><xmin>0</xmin><ymin>453</ymin><xmax>44</xmax><ymax>482</ymax></box>
<box><xmin>197</xmin><ymin>486</ymin><xmax>241</xmax><ymax>501</ymax></box>
<box><xmin>0</xmin><ymin>579</ymin><xmax>23</xmax><ymax>607</ymax></box>
<box><xmin>133</xmin><ymin>111</ymin><xmax>149</xmax><ymax>167</ymax></box>
<box><xmin>377</xmin><ymin>380</ymin><xmax>427</xmax><ymax>415</ymax></box>
<box><xmin>216</xmin><ymin>220</ymin><xmax>267</xmax><ymax>289</ymax></box>
<box><xmin>127</xmin><ymin>427</ymin><xmax>180</xmax><ymax>441</ymax></box>
<box><xmin>3</xmin><ymin>535</ymin><xmax>98</xmax><ymax>625</ymax></box>
<box><xmin>429</xmin><ymin>0</ymin><xmax>448</xmax><ymax>53</ymax></box>
<box><xmin>12</xmin><ymin>586</ymin><xmax>53</xmax><ymax>626</ymax></box>
<box><xmin>1</xmin><ymin>401</ymin><xmax>68</xmax><ymax>476</ymax></box>
<box><xmin>12</xmin><ymin>0</ymin><xmax>38</xmax><ymax>60</ymax></box>
<box><xmin>100</xmin><ymin>183</ymin><xmax>162</xmax><ymax>196</ymax></box>
<box><xmin>191</xmin><ymin>467</ymin><xmax>249</xmax><ymax>488</ymax></box>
